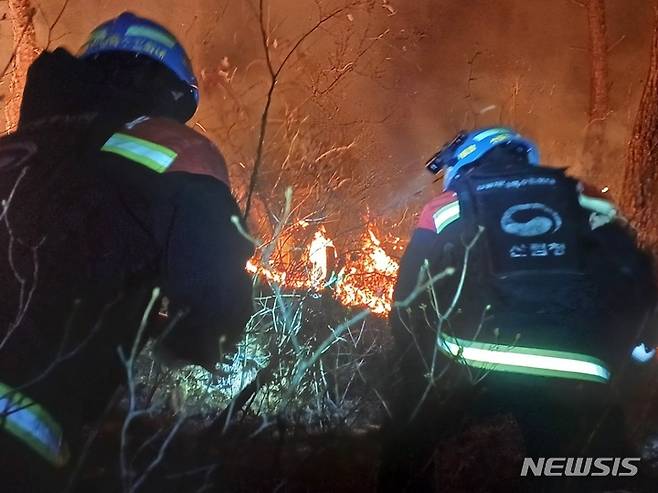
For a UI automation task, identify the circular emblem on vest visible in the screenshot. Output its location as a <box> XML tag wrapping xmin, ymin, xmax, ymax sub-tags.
<box><xmin>500</xmin><ymin>203</ymin><xmax>562</xmax><ymax>237</ymax></box>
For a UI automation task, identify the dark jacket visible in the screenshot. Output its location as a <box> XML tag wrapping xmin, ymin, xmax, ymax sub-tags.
<box><xmin>391</xmin><ymin>163</ymin><xmax>656</xmax><ymax>374</ymax></box>
<box><xmin>0</xmin><ymin>49</ymin><xmax>253</xmax><ymax>465</ymax></box>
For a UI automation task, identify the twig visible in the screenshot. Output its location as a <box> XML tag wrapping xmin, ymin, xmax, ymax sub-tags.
<box><xmin>243</xmin><ymin>1</ymin><xmax>354</xmax><ymax>219</ymax></box>
<box><xmin>46</xmin><ymin>0</ymin><xmax>71</xmax><ymax>48</ymax></box>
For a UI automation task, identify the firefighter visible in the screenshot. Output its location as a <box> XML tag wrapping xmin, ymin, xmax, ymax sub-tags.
<box><xmin>380</xmin><ymin>127</ymin><xmax>657</xmax><ymax>492</ymax></box>
<box><xmin>0</xmin><ymin>13</ymin><xmax>253</xmax><ymax>492</ymax></box>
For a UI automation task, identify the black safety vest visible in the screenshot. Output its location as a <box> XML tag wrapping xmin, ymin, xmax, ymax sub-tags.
<box><xmin>451</xmin><ymin>165</ymin><xmax>592</xmax><ymax>308</ymax></box>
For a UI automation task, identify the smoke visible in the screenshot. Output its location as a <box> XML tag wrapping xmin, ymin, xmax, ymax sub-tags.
<box><xmin>0</xmin><ymin>0</ymin><xmax>652</xmax><ymax>222</ymax></box>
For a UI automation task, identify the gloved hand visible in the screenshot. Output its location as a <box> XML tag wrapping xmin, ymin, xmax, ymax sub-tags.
<box><xmin>631</xmin><ymin>343</ymin><xmax>656</xmax><ymax>364</ymax></box>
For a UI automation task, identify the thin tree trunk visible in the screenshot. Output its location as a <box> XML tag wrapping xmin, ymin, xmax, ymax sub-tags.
<box><xmin>4</xmin><ymin>0</ymin><xmax>39</xmax><ymax>132</ymax></box>
<box><xmin>620</xmin><ymin>2</ymin><xmax>658</xmax><ymax>256</ymax></box>
<box><xmin>582</xmin><ymin>0</ymin><xmax>609</xmax><ymax>183</ymax></box>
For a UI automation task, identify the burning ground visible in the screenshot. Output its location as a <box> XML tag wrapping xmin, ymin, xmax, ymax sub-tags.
<box><xmin>247</xmin><ymin>222</ymin><xmax>403</xmax><ymax>314</ymax></box>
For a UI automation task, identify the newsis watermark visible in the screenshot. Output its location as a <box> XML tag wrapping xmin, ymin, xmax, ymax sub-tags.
<box><xmin>520</xmin><ymin>457</ymin><xmax>641</xmax><ymax>477</ymax></box>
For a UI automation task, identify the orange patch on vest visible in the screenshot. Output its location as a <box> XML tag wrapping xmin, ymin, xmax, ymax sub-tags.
<box><xmin>417</xmin><ymin>191</ymin><xmax>458</xmax><ymax>232</ymax></box>
<box><xmin>122</xmin><ymin>116</ymin><xmax>230</xmax><ymax>187</ymax></box>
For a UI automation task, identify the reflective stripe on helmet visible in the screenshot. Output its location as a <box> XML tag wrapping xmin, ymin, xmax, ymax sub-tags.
<box><xmin>102</xmin><ymin>132</ymin><xmax>177</xmax><ymax>173</ymax></box>
<box><xmin>0</xmin><ymin>382</ymin><xmax>70</xmax><ymax>467</ymax></box>
<box><xmin>126</xmin><ymin>25</ymin><xmax>177</xmax><ymax>48</ymax></box>
<box><xmin>432</xmin><ymin>200</ymin><xmax>461</xmax><ymax>234</ymax></box>
<box><xmin>472</xmin><ymin>127</ymin><xmax>514</xmax><ymax>142</ymax></box>
<box><xmin>438</xmin><ymin>334</ymin><xmax>611</xmax><ymax>383</ymax></box>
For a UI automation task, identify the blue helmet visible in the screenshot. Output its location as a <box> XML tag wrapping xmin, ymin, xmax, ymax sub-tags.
<box><xmin>425</xmin><ymin>127</ymin><xmax>540</xmax><ymax>191</ymax></box>
<box><xmin>79</xmin><ymin>12</ymin><xmax>199</xmax><ymax>112</ymax></box>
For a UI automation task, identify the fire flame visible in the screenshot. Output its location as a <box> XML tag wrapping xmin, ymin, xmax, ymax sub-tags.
<box><xmin>247</xmin><ymin>226</ymin><xmax>401</xmax><ymax>315</ymax></box>
<box><xmin>334</xmin><ymin>230</ymin><xmax>400</xmax><ymax>314</ymax></box>
<box><xmin>309</xmin><ymin>228</ymin><xmax>335</xmax><ymax>290</ymax></box>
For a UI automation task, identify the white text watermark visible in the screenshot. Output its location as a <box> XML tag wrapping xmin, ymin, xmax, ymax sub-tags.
<box><xmin>520</xmin><ymin>457</ymin><xmax>640</xmax><ymax>477</ymax></box>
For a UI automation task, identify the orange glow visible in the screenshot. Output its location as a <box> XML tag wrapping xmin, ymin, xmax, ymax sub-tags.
<box><xmin>246</xmin><ymin>226</ymin><xmax>401</xmax><ymax>315</ymax></box>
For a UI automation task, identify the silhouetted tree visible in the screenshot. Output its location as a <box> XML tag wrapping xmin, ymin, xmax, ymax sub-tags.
<box><xmin>582</xmin><ymin>0</ymin><xmax>609</xmax><ymax>184</ymax></box>
<box><xmin>4</xmin><ymin>0</ymin><xmax>39</xmax><ymax>131</ymax></box>
<box><xmin>620</xmin><ymin>2</ymin><xmax>658</xmax><ymax>258</ymax></box>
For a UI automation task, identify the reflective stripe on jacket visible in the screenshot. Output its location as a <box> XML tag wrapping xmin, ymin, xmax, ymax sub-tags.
<box><xmin>437</xmin><ymin>333</ymin><xmax>611</xmax><ymax>384</ymax></box>
<box><xmin>0</xmin><ymin>382</ymin><xmax>70</xmax><ymax>466</ymax></box>
<box><xmin>416</xmin><ymin>192</ymin><xmax>460</xmax><ymax>234</ymax></box>
<box><xmin>101</xmin><ymin>116</ymin><xmax>230</xmax><ymax>186</ymax></box>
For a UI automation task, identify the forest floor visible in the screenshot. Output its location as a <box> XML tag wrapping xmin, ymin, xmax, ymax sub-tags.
<box><xmin>67</xmin><ymin>294</ymin><xmax>658</xmax><ymax>493</ymax></box>
<box><xmin>70</xmin><ymin>399</ymin><xmax>658</xmax><ymax>493</ymax></box>
<box><xmin>75</xmin><ymin>414</ymin><xmax>521</xmax><ymax>493</ymax></box>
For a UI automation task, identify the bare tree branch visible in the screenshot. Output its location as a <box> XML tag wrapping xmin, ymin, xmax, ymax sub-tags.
<box><xmin>243</xmin><ymin>0</ymin><xmax>356</xmax><ymax>220</ymax></box>
<box><xmin>46</xmin><ymin>0</ymin><xmax>71</xmax><ymax>48</ymax></box>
